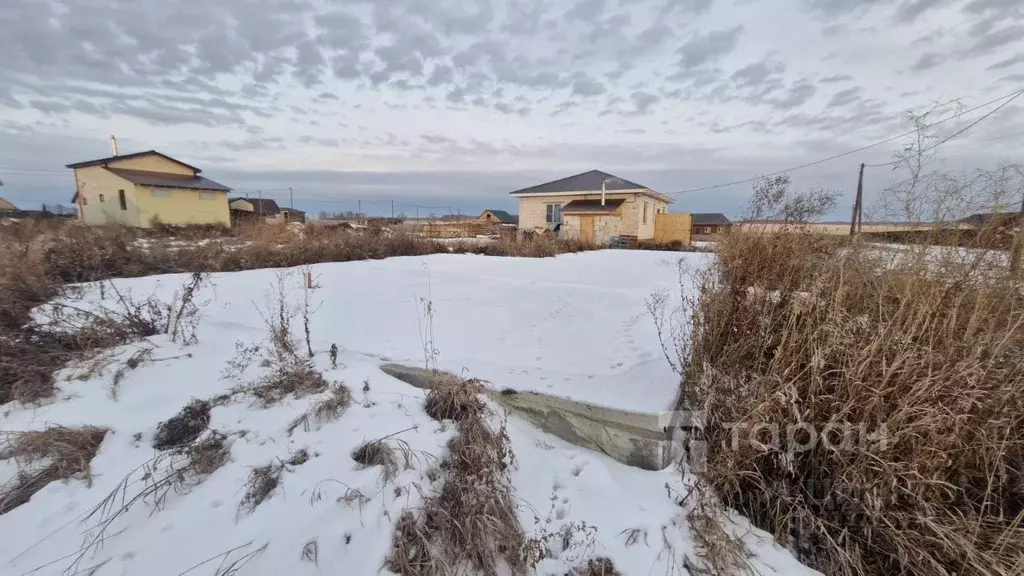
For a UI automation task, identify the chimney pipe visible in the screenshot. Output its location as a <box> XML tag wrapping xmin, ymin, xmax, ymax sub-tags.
<box><xmin>601</xmin><ymin>179</ymin><xmax>606</xmax><ymax>206</ymax></box>
<box><xmin>110</xmin><ymin>135</ymin><xmax>119</xmax><ymax>156</ymax></box>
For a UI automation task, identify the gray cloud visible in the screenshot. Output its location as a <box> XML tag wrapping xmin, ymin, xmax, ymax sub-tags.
<box><xmin>676</xmin><ymin>27</ymin><xmax>744</xmax><ymax>70</ymax></box>
<box><xmin>803</xmin><ymin>0</ymin><xmax>886</xmax><ymax>19</ymax></box>
<box><xmin>827</xmin><ymin>87</ymin><xmax>862</xmax><ymax>107</ymax></box>
<box><xmin>820</xmin><ymin>74</ymin><xmax>854</xmax><ymax>83</ymax></box>
<box><xmin>571</xmin><ymin>76</ymin><xmax>607</xmax><ymax>97</ymax></box>
<box><xmin>894</xmin><ymin>0</ymin><xmax>954</xmax><ymax>22</ymax></box>
<box><xmin>912</xmin><ymin>52</ymin><xmax>943</xmax><ymax>71</ymax></box>
<box><xmin>767</xmin><ymin>80</ymin><xmax>817</xmax><ymax>110</ymax></box>
<box><xmin>565</xmin><ymin>0</ymin><xmax>607</xmax><ymax>22</ymax></box>
<box><xmin>987</xmin><ymin>53</ymin><xmax>1024</xmax><ymax>70</ymax></box>
<box><xmin>964</xmin><ymin>24</ymin><xmax>1024</xmax><ymax>57</ymax></box>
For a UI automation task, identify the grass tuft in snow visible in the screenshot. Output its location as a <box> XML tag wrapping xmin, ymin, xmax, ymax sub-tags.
<box><xmin>351</xmin><ymin>427</ymin><xmax>423</xmax><ymax>486</ymax></box>
<box><xmin>0</xmin><ymin>425</ymin><xmax>108</xmax><ymax>514</ymax></box>
<box><xmin>423</xmin><ymin>373</ymin><xmax>485</xmax><ymax>422</ymax></box>
<box><xmin>238</xmin><ymin>449</ymin><xmax>309</xmax><ymax>516</ymax></box>
<box><xmin>238</xmin><ymin>464</ymin><xmax>282</xmax><ymax>516</ymax></box>
<box><xmin>286</xmin><ymin>383</ymin><xmax>353</xmax><ymax>434</ymax></box>
<box><xmin>152</xmin><ymin>399</ymin><xmax>212</xmax><ymax>449</ymax></box>
<box><xmin>388</xmin><ymin>377</ymin><xmax>529</xmax><ymax>576</ymax></box>
<box><xmin>569</xmin><ymin>557</ymin><xmax>622</xmax><ymax>576</ymax></box>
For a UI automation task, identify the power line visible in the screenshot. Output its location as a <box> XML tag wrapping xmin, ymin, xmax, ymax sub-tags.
<box><xmin>865</xmin><ymin>89</ymin><xmax>1024</xmax><ymax>168</ymax></box>
<box><xmin>665</xmin><ymin>87</ymin><xmax>1024</xmax><ymax>197</ymax></box>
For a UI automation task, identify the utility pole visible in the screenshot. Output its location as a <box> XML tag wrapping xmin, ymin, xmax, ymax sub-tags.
<box><xmin>850</xmin><ymin>163</ymin><xmax>865</xmax><ymax>237</ymax></box>
<box><xmin>289</xmin><ymin>187</ymin><xmax>293</xmax><ymax>209</ymax></box>
<box><xmin>357</xmin><ymin>200</ymin><xmax>362</xmax><ymax>218</ymax></box>
<box><xmin>416</xmin><ymin>205</ymin><xmax>419</xmax><ymax>220</ymax></box>
<box><xmin>391</xmin><ymin>200</ymin><xmax>395</xmax><ymax>219</ymax></box>
<box><xmin>1011</xmin><ymin>191</ymin><xmax>1024</xmax><ymax>276</ymax></box>
<box><xmin>258</xmin><ymin>190</ymin><xmax>263</xmax><ymax>215</ymax></box>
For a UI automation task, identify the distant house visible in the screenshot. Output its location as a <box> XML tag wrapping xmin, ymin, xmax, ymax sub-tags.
<box><xmin>476</xmin><ymin>209</ymin><xmax>518</xmax><ymax>226</ymax></box>
<box><xmin>958</xmin><ymin>211</ymin><xmax>1020</xmax><ymax>230</ymax></box>
<box><xmin>67</xmin><ymin>150</ymin><xmax>231</xmax><ymax>227</ymax></box>
<box><xmin>692</xmin><ymin>213</ymin><xmax>732</xmax><ymax>235</ymax></box>
<box><xmin>229</xmin><ymin>198</ymin><xmax>305</xmax><ymax>225</ymax></box>
<box><xmin>509</xmin><ymin>170</ymin><xmax>673</xmax><ymax>244</ymax></box>
<box><xmin>0</xmin><ymin>198</ymin><xmax>17</xmax><ymax>212</ymax></box>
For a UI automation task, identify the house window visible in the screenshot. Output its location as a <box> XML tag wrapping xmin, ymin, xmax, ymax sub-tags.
<box><xmin>118</xmin><ymin>189</ymin><xmax>127</xmax><ymax>211</ymax></box>
<box><xmin>151</xmin><ymin>188</ymin><xmax>171</xmax><ymax>198</ymax></box>
<box><xmin>545</xmin><ymin>203</ymin><xmax>563</xmax><ymax>224</ymax></box>
<box><xmin>99</xmin><ymin>193</ymin><xmax>105</xmax><ymax>203</ymax></box>
<box><xmin>704</xmin><ymin>226</ymin><xmax>712</xmax><ymax>234</ymax></box>
<box><xmin>199</xmin><ymin>191</ymin><xmax>216</xmax><ymax>200</ymax></box>
<box><xmin>643</xmin><ymin>202</ymin><xmax>648</xmax><ymax>224</ymax></box>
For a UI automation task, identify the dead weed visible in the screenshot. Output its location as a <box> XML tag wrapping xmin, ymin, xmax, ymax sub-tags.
<box><xmin>0</xmin><ymin>425</ymin><xmax>108</xmax><ymax>514</ymax></box>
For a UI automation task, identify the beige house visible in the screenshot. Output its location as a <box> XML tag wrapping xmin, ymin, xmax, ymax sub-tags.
<box><xmin>68</xmin><ymin>150</ymin><xmax>231</xmax><ymax>227</ymax></box>
<box><xmin>510</xmin><ymin>170</ymin><xmax>673</xmax><ymax>243</ymax></box>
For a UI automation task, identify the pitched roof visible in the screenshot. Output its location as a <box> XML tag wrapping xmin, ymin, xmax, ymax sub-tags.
<box><xmin>692</xmin><ymin>213</ymin><xmax>732</xmax><ymax>226</ymax></box>
<box><xmin>561</xmin><ymin>199</ymin><xmax>626</xmax><ymax>214</ymax></box>
<box><xmin>230</xmin><ymin>197</ymin><xmax>281</xmax><ymax>214</ymax></box>
<box><xmin>106</xmin><ymin>168</ymin><xmax>229</xmax><ymax>191</ymax></box>
<box><xmin>66</xmin><ymin>150</ymin><xmax>202</xmax><ymax>173</ymax></box>
<box><xmin>959</xmin><ymin>211</ymin><xmax>1020</xmax><ymax>228</ymax></box>
<box><xmin>509</xmin><ymin>170</ymin><xmax>673</xmax><ymax>202</ymax></box>
<box><xmin>481</xmin><ymin>209</ymin><xmax>518</xmax><ymax>224</ymax></box>
<box><xmin>0</xmin><ymin>197</ymin><xmax>17</xmax><ymax>212</ymax></box>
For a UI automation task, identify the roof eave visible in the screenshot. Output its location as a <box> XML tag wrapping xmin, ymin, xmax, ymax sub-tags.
<box><xmin>510</xmin><ymin>188</ymin><xmax>674</xmax><ymax>203</ymax></box>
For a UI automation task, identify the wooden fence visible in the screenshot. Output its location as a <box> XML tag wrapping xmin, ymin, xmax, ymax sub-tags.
<box><xmin>653</xmin><ymin>213</ymin><xmax>693</xmax><ymax>245</ymax></box>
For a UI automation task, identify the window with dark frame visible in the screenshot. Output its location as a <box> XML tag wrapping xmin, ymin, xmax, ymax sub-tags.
<box><xmin>118</xmin><ymin>189</ymin><xmax>127</xmax><ymax>211</ymax></box>
<box><xmin>99</xmin><ymin>193</ymin><xmax>105</xmax><ymax>203</ymax></box>
<box><xmin>643</xmin><ymin>202</ymin><xmax>648</xmax><ymax>224</ymax></box>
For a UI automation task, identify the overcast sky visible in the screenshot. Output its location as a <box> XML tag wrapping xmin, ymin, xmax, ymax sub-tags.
<box><xmin>1</xmin><ymin>0</ymin><xmax>1022</xmax><ymax>218</ymax></box>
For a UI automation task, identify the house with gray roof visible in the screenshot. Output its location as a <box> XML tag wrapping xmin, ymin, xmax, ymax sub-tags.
<box><xmin>509</xmin><ymin>170</ymin><xmax>674</xmax><ymax>243</ymax></box>
<box><xmin>692</xmin><ymin>213</ymin><xmax>732</xmax><ymax>235</ymax></box>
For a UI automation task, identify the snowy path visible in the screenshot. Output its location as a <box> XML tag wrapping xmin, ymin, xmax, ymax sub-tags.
<box><xmin>0</xmin><ymin>250</ymin><xmax>816</xmax><ymax>576</ymax></box>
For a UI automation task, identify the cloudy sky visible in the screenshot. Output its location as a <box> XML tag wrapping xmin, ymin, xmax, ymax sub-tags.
<box><xmin>0</xmin><ymin>0</ymin><xmax>1022</xmax><ymax>219</ymax></box>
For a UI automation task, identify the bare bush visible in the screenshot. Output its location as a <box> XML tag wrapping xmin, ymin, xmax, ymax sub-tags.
<box><xmin>0</xmin><ymin>425</ymin><xmax>108</xmax><ymax>514</ymax></box>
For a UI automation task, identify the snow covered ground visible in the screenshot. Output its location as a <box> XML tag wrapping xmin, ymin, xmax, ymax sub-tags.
<box><xmin>0</xmin><ymin>250</ymin><xmax>816</xmax><ymax>576</ymax></box>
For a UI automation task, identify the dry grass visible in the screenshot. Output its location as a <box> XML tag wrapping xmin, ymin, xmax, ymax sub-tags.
<box><xmin>246</xmin><ymin>355</ymin><xmax>329</xmax><ymax>406</ymax></box>
<box><xmin>682</xmin><ymin>220</ymin><xmax>1024</xmax><ymax>575</ymax></box>
<box><xmin>387</xmin><ymin>377</ymin><xmax>528</xmax><ymax>576</ymax></box>
<box><xmin>423</xmin><ymin>373</ymin><xmax>486</xmax><ymax>422</ymax></box>
<box><xmin>0</xmin><ymin>220</ymin><xmax>592</xmax><ymax>405</ymax></box>
<box><xmin>152</xmin><ymin>399</ymin><xmax>211</xmax><ymax>450</ymax></box>
<box><xmin>0</xmin><ymin>426</ymin><xmax>108</xmax><ymax>514</ymax></box>
<box><xmin>287</xmin><ymin>383</ymin><xmax>353</xmax><ymax>434</ymax></box>
<box><xmin>569</xmin><ymin>557</ymin><xmax>622</xmax><ymax>576</ymax></box>
<box><xmin>238</xmin><ymin>463</ymin><xmax>282</xmax><ymax>516</ymax></box>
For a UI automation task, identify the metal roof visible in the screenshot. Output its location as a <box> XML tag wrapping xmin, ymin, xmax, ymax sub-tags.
<box><xmin>481</xmin><ymin>209</ymin><xmax>518</xmax><ymax>224</ymax></box>
<box><xmin>509</xmin><ymin>170</ymin><xmax>672</xmax><ymax>202</ymax></box>
<box><xmin>229</xmin><ymin>197</ymin><xmax>281</xmax><ymax>214</ymax></box>
<box><xmin>691</xmin><ymin>213</ymin><xmax>732</xmax><ymax>226</ymax></box>
<box><xmin>106</xmin><ymin>168</ymin><xmax>230</xmax><ymax>191</ymax></box>
<box><xmin>66</xmin><ymin>150</ymin><xmax>202</xmax><ymax>173</ymax></box>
